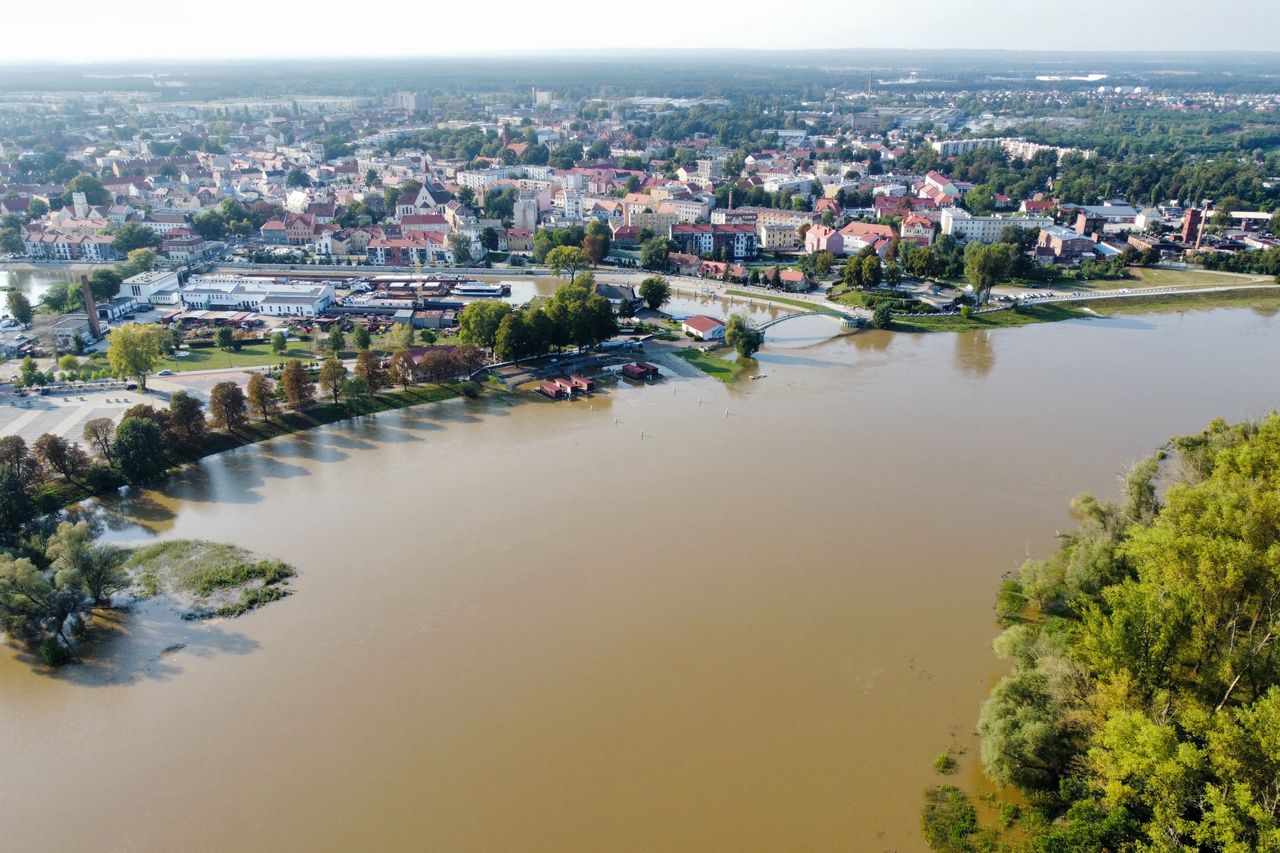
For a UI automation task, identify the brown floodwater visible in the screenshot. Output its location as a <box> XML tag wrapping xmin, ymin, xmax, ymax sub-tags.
<box><xmin>2</xmin><ymin>307</ymin><xmax>1278</xmax><ymax>852</ymax></box>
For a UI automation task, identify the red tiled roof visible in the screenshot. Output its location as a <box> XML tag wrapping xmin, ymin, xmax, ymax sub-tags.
<box><xmin>682</xmin><ymin>314</ymin><xmax>725</xmax><ymax>334</ymax></box>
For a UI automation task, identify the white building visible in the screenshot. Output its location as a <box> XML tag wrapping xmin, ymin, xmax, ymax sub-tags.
<box><xmin>930</xmin><ymin>138</ymin><xmax>1001</xmax><ymax>158</ymax></box>
<box><xmin>512</xmin><ymin>197</ymin><xmax>539</xmax><ymax>231</ymax></box>
<box><xmin>941</xmin><ymin>209</ymin><xmax>1054</xmax><ymax>244</ymax></box>
<box><xmin>179</xmin><ymin>275</ymin><xmax>334</xmax><ymax>317</ymax></box>
<box><xmin>122</xmin><ymin>269</ymin><xmax>181</xmax><ymax>305</ymax></box>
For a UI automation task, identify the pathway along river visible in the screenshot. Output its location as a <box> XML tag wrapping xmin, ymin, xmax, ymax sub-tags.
<box><xmin>2</xmin><ymin>307</ymin><xmax>1279</xmax><ymax>851</ymax></box>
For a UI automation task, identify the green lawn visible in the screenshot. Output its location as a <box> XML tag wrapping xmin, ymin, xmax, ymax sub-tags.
<box><xmin>830</xmin><ymin>289</ymin><xmax>863</xmax><ymax>307</ymax></box>
<box><xmin>675</xmin><ymin>347</ymin><xmax>741</xmax><ymax>382</ymax></box>
<box><xmin>891</xmin><ymin>304</ymin><xmax>1089</xmax><ymax>333</ymax></box>
<box><xmin>723</xmin><ymin>289</ymin><xmax>842</xmax><ymax>315</ymax></box>
<box><xmin>1086</xmin><ymin>287</ymin><xmax>1280</xmax><ymax>316</ymax></box>
<box><xmin>1127</xmin><ymin>267</ymin><xmax>1273</xmax><ymax>288</ymax></box>
<box><xmin>158</xmin><ymin>342</ymin><xmax>318</xmax><ymax>372</ymax></box>
<box><xmin>890</xmin><ymin>287</ymin><xmax>1280</xmax><ymax>333</ymax></box>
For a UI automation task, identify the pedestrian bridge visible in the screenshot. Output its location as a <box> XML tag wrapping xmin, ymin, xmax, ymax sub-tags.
<box><xmin>757</xmin><ymin>309</ymin><xmax>864</xmax><ymax>331</ymax></box>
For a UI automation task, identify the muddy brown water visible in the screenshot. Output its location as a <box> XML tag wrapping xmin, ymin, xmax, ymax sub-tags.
<box><xmin>1</xmin><ymin>307</ymin><xmax>1278</xmax><ymax>851</ymax></box>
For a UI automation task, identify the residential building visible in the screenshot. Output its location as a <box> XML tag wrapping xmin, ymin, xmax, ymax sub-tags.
<box><xmin>900</xmin><ymin>214</ymin><xmax>935</xmax><ymax>246</ymax></box>
<box><xmin>1036</xmin><ymin>226</ymin><xmax>1096</xmax><ymax>263</ymax></box>
<box><xmin>682</xmin><ymin>315</ymin><xmax>726</xmax><ymax>340</ymax></box>
<box><xmin>804</xmin><ymin>225</ymin><xmax>843</xmax><ymax>254</ymax></box>
<box><xmin>669</xmin><ymin>223</ymin><xmax>757</xmax><ymax>259</ymax></box>
<box><xmin>839</xmin><ymin>221</ymin><xmax>896</xmax><ymax>254</ymax></box>
<box><xmin>758</xmin><ymin>222</ymin><xmax>800</xmax><ymax>251</ymax></box>
<box><xmin>940</xmin><ymin>209</ymin><xmax>1054</xmax><ymax>244</ymax></box>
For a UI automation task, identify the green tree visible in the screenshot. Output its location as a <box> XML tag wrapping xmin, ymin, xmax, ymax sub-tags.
<box><xmin>546</xmin><ymin>245</ymin><xmax>589</xmax><ymax>279</ymax></box>
<box><xmin>286</xmin><ymin>168</ymin><xmax>311</xmax><ymax>188</ymax></box>
<box><xmin>861</xmin><ymin>254</ymin><xmax>883</xmax><ymax>289</ymax></box>
<box><xmin>64</xmin><ymin>173</ymin><xmax>110</xmax><ymax>207</ymax></box>
<box><xmin>964</xmin><ymin>242</ymin><xmax>1013</xmax><ymax>306</ymax></box>
<box><xmin>111</xmin><ymin>223</ymin><xmax>162</xmax><ymax>254</ymax></box>
<box><xmin>318</xmin><ymin>358</ymin><xmax>347</xmax><ymax>404</ymax></box>
<box><xmin>216</xmin><ymin>327</ymin><xmax>235</xmax><ymax>350</ymax></box>
<box><xmin>871</xmin><ymin>303</ymin><xmax>893</xmax><ymax>330</ymax></box>
<box><xmin>121</xmin><ymin>248</ymin><xmax>157</xmax><ymax>276</ymax></box>
<box><xmin>457</xmin><ymin>301</ymin><xmax>513</xmax><ymax>351</ymax></box>
<box><xmin>0</xmin><ymin>554</ymin><xmax>84</xmax><ymax>657</ymax></box>
<box><xmin>584</xmin><ymin>220</ymin><xmax>611</xmax><ymax>266</ymax></box>
<box><xmin>106</xmin><ymin>322</ymin><xmax>166</xmax><ymax>390</ymax></box>
<box><xmin>207</xmin><ymin>381</ymin><xmax>248</xmax><ymax>431</ymax></box>
<box><xmin>0</xmin><ymin>227</ymin><xmax>24</xmax><ymax>256</ymax></box>
<box><xmin>725</xmin><ymin>314</ymin><xmax>764</xmax><ymax>359</ymax></box>
<box><xmin>270</xmin><ymin>331</ymin><xmax>288</xmax><ymax>355</ymax></box>
<box><xmin>166</xmin><ymin>391</ymin><xmax>207</xmax><ymax>452</ymax></box>
<box><xmin>87</xmin><ymin>269</ymin><xmax>123</xmax><ymax>302</ymax></box>
<box><xmin>113</xmin><ymin>417</ymin><xmax>169</xmax><ymax>484</ymax></box>
<box><xmin>449</xmin><ymin>233</ymin><xmax>473</xmax><ymax>264</ymax></box>
<box><xmin>342</xmin><ymin>376</ymin><xmax>372</xmax><ymax>410</ymax></box>
<box><xmin>494</xmin><ymin>311</ymin><xmax>534</xmax><ymax>362</ymax></box>
<box><xmin>640</xmin><ymin>236</ymin><xmax>671</xmax><ymax>271</ymax></box>
<box><xmin>639</xmin><ymin>276</ymin><xmax>672</xmax><ymax>311</ymax></box>
<box><xmin>327</xmin><ymin>326</ymin><xmax>345</xmax><ymax>356</ymax></box>
<box><xmin>6</xmin><ymin>290</ymin><xmax>33</xmax><ymax>325</ymax></box>
<box><xmin>46</xmin><ymin>521</ymin><xmax>128</xmax><ymax>606</ymax></box>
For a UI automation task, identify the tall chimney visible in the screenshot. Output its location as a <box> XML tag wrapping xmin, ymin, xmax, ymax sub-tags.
<box><xmin>80</xmin><ymin>275</ymin><xmax>101</xmax><ymax>339</ymax></box>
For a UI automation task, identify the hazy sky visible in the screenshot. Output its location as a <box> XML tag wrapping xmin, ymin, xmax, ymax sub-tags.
<box><xmin>8</xmin><ymin>0</ymin><xmax>1280</xmax><ymax>62</ymax></box>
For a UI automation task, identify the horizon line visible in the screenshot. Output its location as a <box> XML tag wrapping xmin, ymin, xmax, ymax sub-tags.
<box><xmin>2</xmin><ymin>46</ymin><xmax>1280</xmax><ymax>68</ymax></box>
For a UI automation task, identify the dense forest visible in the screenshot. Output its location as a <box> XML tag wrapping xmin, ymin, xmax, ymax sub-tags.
<box><xmin>925</xmin><ymin>414</ymin><xmax>1280</xmax><ymax>851</ymax></box>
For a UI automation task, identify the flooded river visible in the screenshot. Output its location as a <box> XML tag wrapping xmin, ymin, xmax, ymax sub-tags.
<box><xmin>1</xmin><ymin>307</ymin><xmax>1278</xmax><ymax>851</ymax></box>
<box><xmin>0</xmin><ymin>267</ymin><xmax>81</xmax><ymax>310</ymax></box>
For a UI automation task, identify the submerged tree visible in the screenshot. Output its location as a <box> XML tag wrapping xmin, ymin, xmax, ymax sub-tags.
<box><xmin>725</xmin><ymin>314</ymin><xmax>764</xmax><ymax>358</ymax></box>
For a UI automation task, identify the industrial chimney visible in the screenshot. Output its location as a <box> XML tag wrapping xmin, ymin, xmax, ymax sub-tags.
<box><xmin>80</xmin><ymin>275</ymin><xmax>101</xmax><ymax>339</ymax></box>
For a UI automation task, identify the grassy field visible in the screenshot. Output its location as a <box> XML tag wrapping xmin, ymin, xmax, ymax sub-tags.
<box><xmin>1126</xmin><ymin>267</ymin><xmax>1273</xmax><ymax>288</ymax></box>
<box><xmin>1086</xmin><ymin>287</ymin><xmax>1280</xmax><ymax>316</ymax></box>
<box><xmin>157</xmin><ymin>342</ymin><xmax>318</xmax><ymax>372</ymax></box>
<box><xmin>891</xmin><ymin>304</ymin><xmax>1089</xmax><ymax>333</ymax></box>
<box><xmin>723</xmin><ymin>289</ymin><xmax>842</xmax><ymax>315</ymax></box>
<box><xmin>675</xmin><ymin>347</ymin><xmax>741</xmax><ymax>382</ymax></box>
<box><xmin>891</xmin><ymin>286</ymin><xmax>1280</xmax><ymax>333</ymax></box>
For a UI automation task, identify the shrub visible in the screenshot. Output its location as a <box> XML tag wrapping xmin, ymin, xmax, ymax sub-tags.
<box><xmin>84</xmin><ymin>463</ymin><xmax>125</xmax><ymax>495</ymax></box>
<box><xmin>32</xmin><ymin>483</ymin><xmax>76</xmax><ymax>514</ymax></box>
<box><xmin>457</xmin><ymin>380</ymin><xmax>483</xmax><ymax>399</ymax></box>
<box><xmin>38</xmin><ymin>637</ymin><xmax>72</xmax><ymax>667</ymax></box>
<box><xmin>934</xmin><ymin>752</ymin><xmax>957</xmax><ymax>774</ymax></box>
<box><xmin>921</xmin><ymin>785</ymin><xmax>978</xmax><ymax>852</ymax></box>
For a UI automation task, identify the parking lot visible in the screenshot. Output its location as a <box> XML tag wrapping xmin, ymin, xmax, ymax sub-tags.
<box><xmin>0</xmin><ymin>387</ymin><xmax>156</xmax><ymax>444</ymax></box>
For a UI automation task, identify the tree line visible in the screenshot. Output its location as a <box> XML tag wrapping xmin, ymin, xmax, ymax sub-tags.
<box><xmin>924</xmin><ymin>415</ymin><xmax>1280</xmax><ymax>851</ymax></box>
<box><xmin>457</xmin><ymin>277</ymin><xmax>618</xmax><ymax>362</ymax></box>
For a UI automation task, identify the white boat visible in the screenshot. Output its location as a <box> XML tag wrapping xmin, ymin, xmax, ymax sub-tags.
<box><xmin>453</xmin><ymin>282</ymin><xmax>507</xmax><ymax>297</ymax></box>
